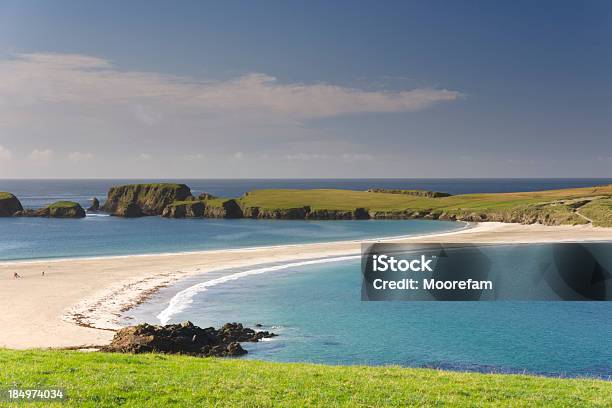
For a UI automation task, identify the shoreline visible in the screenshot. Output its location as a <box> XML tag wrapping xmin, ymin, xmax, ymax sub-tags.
<box><xmin>1</xmin><ymin>221</ymin><xmax>612</xmax><ymax>349</ymax></box>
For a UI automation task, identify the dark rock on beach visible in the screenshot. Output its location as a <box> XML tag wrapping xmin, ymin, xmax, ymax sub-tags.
<box><xmin>0</xmin><ymin>192</ymin><xmax>23</xmax><ymax>216</ymax></box>
<box><xmin>101</xmin><ymin>321</ymin><xmax>276</xmax><ymax>357</ymax></box>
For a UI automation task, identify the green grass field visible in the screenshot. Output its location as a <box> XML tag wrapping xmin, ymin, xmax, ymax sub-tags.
<box><xmin>235</xmin><ymin>185</ymin><xmax>612</xmax><ymax>225</ymax></box>
<box><xmin>0</xmin><ymin>350</ymin><xmax>609</xmax><ymax>407</ymax></box>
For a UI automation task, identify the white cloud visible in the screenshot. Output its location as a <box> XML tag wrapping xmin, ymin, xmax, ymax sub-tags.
<box><xmin>28</xmin><ymin>149</ymin><xmax>54</xmax><ymax>162</ymax></box>
<box><xmin>182</xmin><ymin>153</ymin><xmax>205</xmax><ymax>160</ymax></box>
<box><xmin>341</xmin><ymin>153</ymin><xmax>373</xmax><ymax>161</ymax></box>
<box><xmin>0</xmin><ymin>52</ymin><xmax>463</xmax><ymax>177</ymax></box>
<box><xmin>283</xmin><ymin>153</ymin><xmax>332</xmax><ymax>161</ymax></box>
<box><xmin>281</xmin><ymin>152</ymin><xmax>373</xmax><ymax>161</ymax></box>
<box><xmin>68</xmin><ymin>151</ymin><xmax>94</xmax><ymax>162</ymax></box>
<box><xmin>0</xmin><ymin>145</ymin><xmax>12</xmax><ymax>160</ymax></box>
<box><xmin>0</xmin><ymin>53</ymin><xmax>461</xmax><ymax>121</ymax></box>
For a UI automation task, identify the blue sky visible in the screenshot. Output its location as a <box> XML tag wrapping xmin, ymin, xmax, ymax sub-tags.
<box><xmin>0</xmin><ymin>0</ymin><xmax>610</xmax><ymax>177</ymax></box>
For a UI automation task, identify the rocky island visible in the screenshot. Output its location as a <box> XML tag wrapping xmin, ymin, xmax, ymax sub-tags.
<box><xmin>2</xmin><ymin>183</ymin><xmax>612</xmax><ymax>226</ymax></box>
<box><xmin>0</xmin><ymin>193</ymin><xmax>86</xmax><ymax>218</ymax></box>
<box><xmin>17</xmin><ymin>201</ymin><xmax>86</xmax><ymax>218</ymax></box>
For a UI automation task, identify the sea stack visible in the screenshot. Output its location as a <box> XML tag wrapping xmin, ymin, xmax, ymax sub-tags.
<box><xmin>88</xmin><ymin>197</ymin><xmax>100</xmax><ymax>212</ymax></box>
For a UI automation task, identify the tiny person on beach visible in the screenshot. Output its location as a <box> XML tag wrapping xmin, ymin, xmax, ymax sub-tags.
<box><xmin>13</xmin><ymin>272</ymin><xmax>21</xmax><ymax>279</ymax></box>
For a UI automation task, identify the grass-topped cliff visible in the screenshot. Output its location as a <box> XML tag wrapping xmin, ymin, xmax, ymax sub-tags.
<box><xmin>103</xmin><ymin>183</ymin><xmax>192</xmax><ymax>217</ymax></box>
<box><xmin>41</xmin><ymin>201</ymin><xmax>86</xmax><ymax>218</ymax></box>
<box><xmin>93</xmin><ymin>182</ymin><xmax>612</xmax><ymax>226</ymax></box>
<box><xmin>0</xmin><ymin>349</ymin><xmax>609</xmax><ymax>407</ymax></box>
<box><xmin>235</xmin><ymin>185</ymin><xmax>612</xmax><ymax>226</ymax></box>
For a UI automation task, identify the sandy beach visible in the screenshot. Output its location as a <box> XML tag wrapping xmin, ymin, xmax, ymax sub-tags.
<box><xmin>1</xmin><ymin>221</ymin><xmax>612</xmax><ymax>349</ymax></box>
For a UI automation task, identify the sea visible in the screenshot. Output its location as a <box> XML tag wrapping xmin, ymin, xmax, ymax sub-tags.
<box><xmin>2</xmin><ymin>178</ymin><xmax>611</xmax><ymax>378</ymax></box>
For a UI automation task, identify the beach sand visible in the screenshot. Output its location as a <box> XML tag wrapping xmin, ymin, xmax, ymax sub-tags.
<box><xmin>1</xmin><ymin>222</ymin><xmax>611</xmax><ymax>349</ymax></box>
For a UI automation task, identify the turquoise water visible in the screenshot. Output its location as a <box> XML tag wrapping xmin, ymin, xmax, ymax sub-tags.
<box><xmin>0</xmin><ymin>217</ymin><xmax>463</xmax><ymax>261</ymax></box>
<box><xmin>131</xmin><ymin>258</ymin><xmax>612</xmax><ymax>379</ymax></box>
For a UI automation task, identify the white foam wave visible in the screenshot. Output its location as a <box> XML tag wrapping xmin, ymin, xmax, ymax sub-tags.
<box><xmin>85</xmin><ymin>213</ymin><xmax>110</xmax><ymax>217</ymax></box>
<box><xmin>156</xmin><ymin>255</ymin><xmax>359</xmax><ymax>324</ymax></box>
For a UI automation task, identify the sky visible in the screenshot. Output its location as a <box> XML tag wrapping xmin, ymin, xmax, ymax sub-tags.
<box><xmin>0</xmin><ymin>0</ymin><xmax>610</xmax><ymax>178</ymax></box>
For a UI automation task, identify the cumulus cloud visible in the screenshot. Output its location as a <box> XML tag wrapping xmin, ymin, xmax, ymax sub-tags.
<box><xmin>341</xmin><ymin>153</ymin><xmax>373</xmax><ymax>161</ymax></box>
<box><xmin>28</xmin><ymin>149</ymin><xmax>54</xmax><ymax>161</ymax></box>
<box><xmin>284</xmin><ymin>153</ymin><xmax>332</xmax><ymax>161</ymax></box>
<box><xmin>281</xmin><ymin>152</ymin><xmax>373</xmax><ymax>161</ymax></box>
<box><xmin>0</xmin><ymin>145</ymin><xmax>12</xmax><ymax>160</ymax></box>
<box><xmin>68</xmin><ymin>151</ymin><xmax>94</xmax><ymax>162</ymax></box>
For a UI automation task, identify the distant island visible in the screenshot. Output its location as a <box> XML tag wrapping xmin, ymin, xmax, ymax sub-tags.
<box><xmin>0</xmin><ymin>192</ymin><xmax>85</xmax><ymax>218</ymax></box>
<box><xmin>1</xmin><ymin>183</ymin><xmax>611</xmax><ymax>226</ymax></box>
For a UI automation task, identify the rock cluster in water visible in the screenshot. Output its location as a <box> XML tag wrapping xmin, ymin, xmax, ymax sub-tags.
<box><xmin>101</xmin><ymin>321</ymin><xmax>276</xmax><ymax>357</ymax></box>
<box><xmin>0</xmin><ymin>193</ymin><xmax>86</xmax><ymax>218</ymax></box>
<box><xmin>88</xmin><ymin>197</ymin><xmax>100</xmax><ymax>212</ymax></box>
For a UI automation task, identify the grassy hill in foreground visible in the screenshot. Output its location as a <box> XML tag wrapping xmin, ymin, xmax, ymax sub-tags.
<box><xmin>0</xmin><ymin>350</ymin><xmax>609</xmax><ymax>407</ymax></box>
<box><xmin>235</xmin><ymin>185</ymin><xmax>612</xmax><ymax>226</ymax></box>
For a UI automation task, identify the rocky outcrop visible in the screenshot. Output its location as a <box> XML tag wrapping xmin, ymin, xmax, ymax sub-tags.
<box><xmin>15</xmin><ymin>201</ymin><xmax>86</xmax><ymax>218</ymax></box>
<box><xmin>87</xmin><ymin>197</ymin><xmax>100</xmax><ymax>212</ymax></box>
<box><xmin>162</xmin><ymin>201</ymin><xmax>205</xmax><ymax>218</ymax></box>
<box><xmin>162</xmin><ymin>199</ymin><xmax>243</xmax><ymax>218</ymax></box>
<box><xmin>240</xmin><ymin>205</ymin><xmax>370</xmax><ymax>220</ymax></box>
<box><xmin>0</xmin><ymin>192</ymin><xmax>23</xmax><ymax>216</ymax></box>
<box><xmin>241</xmin><ymin>206</ymin><xmax>310</xmax><ymax>219</ymax></box>
<box><xmin>367</xmin><ymin>188</ymin><xmax>451</xmax><ymax>198</ymax></box>
<box><xmin>198</xmin><ymin>192</ymin><xmax>217</xmax><ymax>200</ymax></box>
<box><xmin>306</xmin><ymin>208</ymin><xmax>370</xmax><ymax>220</ymax></box>
<box><xmin>101</xmin><ymin>321</ymin><xmax>276</xmax><ymax>357</ymax></box>
<box><xmin>203</xmin><ymin>199</ymin><xmax>243</xmax><ymax>218</ymax></box>
<box><xmin>102</xmin><ymin>184</ymin><xmax>192</xmax><ymax>217</ymax></box>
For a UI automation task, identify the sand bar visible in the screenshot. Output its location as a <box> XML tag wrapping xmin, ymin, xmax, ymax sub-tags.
<box><xmin>1</xmin><ymin>222</ymin><xmax>612</xmax><ymax>349</ymax></box>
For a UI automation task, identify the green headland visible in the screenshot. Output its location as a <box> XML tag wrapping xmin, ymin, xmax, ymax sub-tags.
<box><xmin>233</xmin><ymin>184</ymin><xmax>612</xmax><ymax>226</ymax></box>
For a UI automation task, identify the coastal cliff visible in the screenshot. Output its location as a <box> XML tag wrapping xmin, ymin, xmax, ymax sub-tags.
<box><xmin>0</xmin><ymin>192</ymin><xmax>24</xmax><ymax>216</ymax></box>
<box><xmin>102</xmin><ymin>183</ymin><xmax>192</xmax><ymax>217</ymax></box>
<box><xmin>162</xmin><ymin>198</ymin><xmax>243</xmax><ymax>218</ymax></box>
<box><xmin>155</xmin><ymin>185</ymin><xmax>612</xmax><ymax>226</ymax></box>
